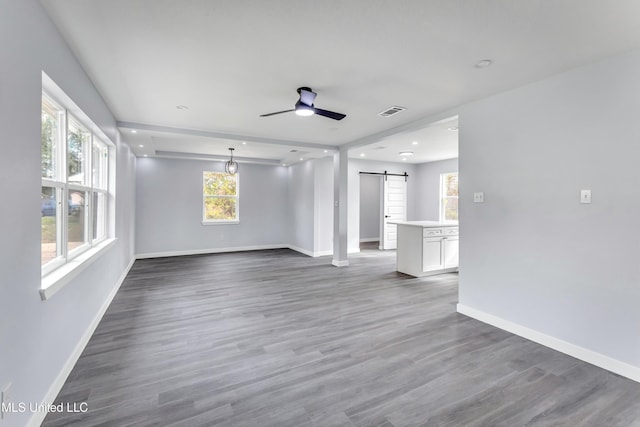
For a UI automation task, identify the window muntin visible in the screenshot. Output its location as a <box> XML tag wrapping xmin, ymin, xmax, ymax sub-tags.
<box><xmin>440</xmin><ymin>172</ymin><xmax>459</xmax><ymax>222</ymax></box>
<box><xmin>203</xmin><ymin>172</ymin><xmax>239</xmax><ymax>223</ymax></box>
<box><xmin>41</xmin><ymin>91</ymin><xmax>111</xmax><ymax>276</ymax></box>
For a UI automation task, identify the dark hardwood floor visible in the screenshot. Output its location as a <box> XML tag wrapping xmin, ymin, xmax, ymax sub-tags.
<box><xmin>43</xmin><ymin>248</ymin><xmax>640</xmax><ymax>426</ymax></box>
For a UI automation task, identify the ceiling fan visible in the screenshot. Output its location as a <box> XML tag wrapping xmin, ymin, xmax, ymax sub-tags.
<box><xmin>260</xmin><ymin>87</ymin><xmax>346</xmax><ymax>121</ymax></box>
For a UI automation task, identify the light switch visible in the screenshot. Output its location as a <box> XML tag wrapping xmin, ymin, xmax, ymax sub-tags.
<box><xmin>580</xmin><ymin>189</ymin><xmax>591</xmax><ymax>204</ymax></box>
<box><xmin>474</xmin><ymin>192</ymin><xmax>484</xmax><ymax>203</ymax></box>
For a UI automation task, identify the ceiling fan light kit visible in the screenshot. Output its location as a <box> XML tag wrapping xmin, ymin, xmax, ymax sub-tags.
<box><xmin>261</xmin><ymin>87</ymin><xmax>346</xmax><ymax>121</ymax></box>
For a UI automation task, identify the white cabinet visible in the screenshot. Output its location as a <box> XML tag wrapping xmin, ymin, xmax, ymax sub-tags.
<box><xmin>395</xmin><ymin>223</ymin><xmax>459</xmax><ymax>277</ymax></box>
<box><xmin>422</xmin><ymin>237</ymin><xmax>445</xmax><ymax>272</ymax></box>
<box><xmin>443</xmin><ymin>236</ymin><xmax>459</xmax><ymax>269</ymax></box>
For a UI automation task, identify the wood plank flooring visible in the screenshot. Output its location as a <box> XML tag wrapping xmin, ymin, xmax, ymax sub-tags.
<box><xmin>43</xmin><ymin>248</ymin><xmax>640</xmax><ymax>426</ymax></box>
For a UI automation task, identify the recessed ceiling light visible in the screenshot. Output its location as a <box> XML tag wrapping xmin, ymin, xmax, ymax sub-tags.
<box><xmin>412</xmin><ymin>141</ymin><xmax>418</xmax><ymax>145</ymax></box>
<box><xmin>475</xmin><ymin>59</ymin><xmax>492</xmax><ymax>69</ymax></box>
<box><xmin>176</xmin><ymin>105</ymin><xmax>189</xmax><ymax>110</ymax></box>
<box><xmin>324</xmin><ymin>150</ymin><xmax>328</xmax><ymax>153</ymax></box>
<box><xmin>143</xmin><ymin>154</ymin><xmax>148</xmax><ymax>157</ymax></box>
<box><xmin>300</xmin><ymin>157</ymin><xmax>304</xmax><ymax>161</ymax></box>
<box><xmin>360</xmin><ymin>153</ymin><xmax>365</xmax><ymax>157</ymax></box>
<box><xmin>139</xmin><ymin>144</ymin><xmax>144</xmax><ymax>148</ymax></box>
<box><xmin>131</xmin><ymin>130</ymin><xmax>137</xmax><ymax>134</ymax></box>
<box><xmin>242</xmin><ymin>141</ymin><xmax>247</xmax><ymax>145</ymax></box>
<box><xmin>399</xmin><ymin>151</ymin><xmax>414</xmax><ymax>156</ymax></box>
<box><xmin>448</xmin><ymin>126</ymin><xmax>459</xmax><ymax>131</ymax></box>
<box><xmin>282</xmin><ymin>163</ymin><xmax>287</xmax><ymax>167</ymax></box>
<box><xmin>402</xmin><ymin>158</ymin><xmax>407</xmax><ymax>161</ymax></box>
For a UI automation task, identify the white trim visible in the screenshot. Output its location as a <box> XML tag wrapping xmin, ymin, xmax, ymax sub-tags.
<box><xmin>40</xmin><ymin>238</ymin><xmax>117</xmax><ymax>300</ymax></box>
<box><xmin>332</xmin><ymin>259</ymin><xmax>349</xmax><ymax>267</ymax></box>
<box><xmin>287</xmin><ymin>245</ymin><xmax>334</xmax><ymax>258</ymax></box>
<box><xmin>136</xmin><ymin>244</ymin><xmax>289</xmax><ymax>259</ymax></box>
<box><xmin>456</xmin><ymin>303</ymin><xmax>640</xmax><ymax>384</ymax></box>
<box><xmin>314</xmin><ymin>250</ymin><xmax>333</xmax><ymax>257</ymax></box>
<box><xmin>201</xmin><ymin>220</ymin><xmax>240</xmax><ymax>225</ymax></box>
<box><xmin>359</xmin><ymin>237</ymin><xmax>379</xmax><ymax>243</ymax></box>
<box><xmin>28</xmin><ymin>257</ymin><xmax>135</xmax><ymax>427</ymax></box>
<box><xmin>288</xmin><ymin>245</ymin><xmax>314</xmax><ymax>257</ymax></box>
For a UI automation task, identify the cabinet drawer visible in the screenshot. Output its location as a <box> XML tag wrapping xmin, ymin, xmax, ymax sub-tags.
<box><xmin>444</xmin><ymin>227</ymin><xmax>459</xmax><ymax>236</ymax></box>
<box><xmin>423</xmin><ymin>228</ymin><xmax>443</xmax><ymax>237</ymax></box>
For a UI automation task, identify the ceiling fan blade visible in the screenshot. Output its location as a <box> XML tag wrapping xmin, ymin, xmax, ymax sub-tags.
<box><xmin>298</xmin><ymin>88</ymin><xmax>317</xmax><ymax>106</ymax></box>
<box><xmin>259</xmin><ymin>109</ymin><xmax>295</xmax><ymax>117</ymax></box>
<box><xmin>314</xmin><ymin>108</ymin><xmax>346</xmax><ymax>121</ymax></box>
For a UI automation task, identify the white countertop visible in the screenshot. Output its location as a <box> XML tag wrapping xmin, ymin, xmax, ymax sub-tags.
<box><xmin>388</xmin><ymin>220</ymin><xmax>458</xmax><ymax>228</ymax></box>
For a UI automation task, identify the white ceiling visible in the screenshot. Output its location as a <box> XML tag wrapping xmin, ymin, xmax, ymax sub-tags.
<box><xmin>40</xmin><ymin>0</ymin><xmax>640</xmax><ymax>165</ymax></box>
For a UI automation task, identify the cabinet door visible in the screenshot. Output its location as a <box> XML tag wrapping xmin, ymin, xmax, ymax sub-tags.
<box><xmin>423</xmin><ymin>237</ymin><xmax>443</xmax><ymax>272</ymax></box>
<box><xmin>443</xmin><ymin>236</ymin><xmax>459</xmax><ymax>269</ymax></box>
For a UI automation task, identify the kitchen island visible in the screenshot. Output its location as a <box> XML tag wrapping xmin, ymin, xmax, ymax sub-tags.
<box><xmin>390</xmin><ymin>221</ymin><xmax>459</xmax><ymax>277</ymax></box>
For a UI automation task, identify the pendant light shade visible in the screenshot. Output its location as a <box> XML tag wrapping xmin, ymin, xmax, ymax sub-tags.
<box><xmin>225</xmin><ymin>147</ymin><xmax>238</xmax><ymax>174</ymax></box>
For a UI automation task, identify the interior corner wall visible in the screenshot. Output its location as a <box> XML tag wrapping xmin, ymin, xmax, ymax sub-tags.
<box><xmin>287</xmin><ymin>160</ymin><xmax>316</xmax><ymax>254</ymax></box>
<box><xmin>0</xmin><ymin>1</ymin><xmax>137</xmax><ymax>426</ymax></box>
<box><xmin>135</xmin><ymin>158</ymin><xmax>289</xmax><ymax>256</ymax></box>
<box><xmin>348</xmin><ymin>159</ymin><xmax>418</xmax><ymax>252</ymax></box>
<box><xmin>313</xmin><ymin>156</ymin><xmax>334</xmax><ymax>254</ymax></box>
<box><xmin>415</xmin><ymin>158</ymin><xmax>459</xmax><ymax>221</ymax></box>
<box><xmin>458</xmin><ymin>48</ymin><xmax>640</xmax><ymax>374</ymax></box>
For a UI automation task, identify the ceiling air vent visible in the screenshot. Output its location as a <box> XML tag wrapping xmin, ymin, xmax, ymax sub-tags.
<box><xmin>378</xmin><ymin>105</ymin><xmax>406</xmax><ymax>117</ymax></box>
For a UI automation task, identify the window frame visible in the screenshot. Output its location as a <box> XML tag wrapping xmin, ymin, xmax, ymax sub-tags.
<box><xmin>41</xmin><ymin>87</ymin><xmax>113</xmax><ymax>282</ymax></box>
<box><xmin>202</xmin><ymin>171</ymin><xmax>240</xmax><ymax>225</ymax></box>
<box><xmin>439</xmin><ymin>172</ymin><xmax>459</xmax><ymax>223</ymax></box>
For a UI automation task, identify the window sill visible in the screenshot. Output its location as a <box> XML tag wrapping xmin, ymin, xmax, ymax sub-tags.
<box><xmin>202</xmin><ymin>220</ymin><xmax>240</xmax><ymax>225</ymax></box>
<box><xmin>40</xmin><ymin>238</ymin><xmax>117</xmax><ymax>301</ymax></box>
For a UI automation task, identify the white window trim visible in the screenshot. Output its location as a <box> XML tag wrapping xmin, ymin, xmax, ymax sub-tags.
<box><xmin>40</xmin><ymin>238</ymin><xmax>117</xmax><ymax>300</ymax></box>
<box><xmin>202</xmin><ymin>171</ymin><xmax>240</xmax><ymax>225</ymax></box>
<box><xmin>41</xmin><ymin>72</ymin><xmax>115</xmax><ymax>300</ymax></box>
<box><xmin>439</xmin><ymin>172</ymin><xmax>459</xmax><ymax>223</ymax></box>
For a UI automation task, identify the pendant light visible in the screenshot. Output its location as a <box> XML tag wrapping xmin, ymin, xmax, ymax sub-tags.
<box><xmin>225</xmin><ymin>147</ymin><xmax>238</xmax><ymax>174</ymax></box>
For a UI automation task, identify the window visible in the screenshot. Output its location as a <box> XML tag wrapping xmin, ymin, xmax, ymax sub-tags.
<box><xmin>203</xmin><ymin>172</ymin><xmax>239</xmax><ymax>223</ymax></box>
<box><xmin>440</xmin><ymin>172</ymin><xmax>458</xmax><ymax>222</ymax></box>
<box><xmin>41</xmin><ymin>92</ymin><xmax>111</xmax><ymax>276</ymax></box>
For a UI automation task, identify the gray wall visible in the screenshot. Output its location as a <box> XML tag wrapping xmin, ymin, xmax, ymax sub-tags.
<box><xmin>313</xmin><ymin>156</ymin><xmax>334</xmax><ymax>254</ymax></box>
<box><xmin>348</xmin><ymin>159</ymin><xmax>418</xmax><ymax>252</ymax></box>
<box><xmin>359</xmin><ymin>174</ymin><xmax>381</xmax><ymax>240</ymax></box>
<box><xmin>288</xmin><ymin>159</ymin><xmax>316</xmax><ymax>253</ymax></box>
<box><xmin>136</xmin><ymin>158</ymin><xmax>289</xmax><ymax>255</ymax></box>
<box><xmin>0</xmin><ymin>1</ymin><xmax>136</xmax><ymax>425</ymax></box>
<box><xmin>415</xmin><ymin>158</ymin><xmax>458</xmax><ymax>221</ymax></box>
<box><xmin>459</xmin><ymin>48</ymin><xmax>640</xmax><ymax>370</ymax></box>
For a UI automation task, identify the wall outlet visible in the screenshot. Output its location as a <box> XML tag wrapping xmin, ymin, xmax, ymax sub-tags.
<box><xmin>473</xmin><ymin>192</ymin><xmax>485</xmax><ymax>203</ymax></box>
<box><xmin>1</xmin><ymin>382</ymin><xmax>12</xmax><ymax>420</ymax></box>
<box><xmin>580</xmin><ymin>189</ymin><xmax>591</xmax><ymax>204</ymax></box>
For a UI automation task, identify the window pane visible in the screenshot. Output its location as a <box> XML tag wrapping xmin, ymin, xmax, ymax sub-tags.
<box><xmin>204</xmin><ymin>197</ymin><xmax>237</xmax><ymax>221</ymax></box>
<box><xmin>42</xmin><ymin>96</ymin><xmax>62</xmax><ymax>180</ymax></box>
<box><xmin>445</xmin><ymin>173</ymin><xmax>458</xmax><ymax>197</ymax></box>
<box><xmin>41</xmin><ymin>186</ymin><xmax>59</xmax><ymax>266</ymax></box>
<box><xmin>204</xmin><ymin>172</ymin><xmax>237</xmax><ymax>196</ymax></box>
<box><xmin>92</xmin><ymin>140</ymin><xmax>108</xmax><ymax>190</ymax></box>
<box><xmin>68</xmin><ymin>190</ymin><xmax>87</xmax><ymax>253</ymax></box>
<box><xmin>68</xmin><ymin>118</ymin><xmax>90</xmax><ymax>185</ymax></box>
<box><xmin>93</xmin><ymin>191</ymin><xmax>106</xmax><ymax>241</ymax></box>
<box><xmin>444</xmin><ymin>197</ymin><xmax>459</xmax><ymax>221</ymax></box>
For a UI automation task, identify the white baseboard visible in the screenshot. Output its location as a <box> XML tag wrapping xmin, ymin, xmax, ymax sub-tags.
<box><xmin>457</xmin><ymin>303</ymin><xmax>640</xmax><ymax>384</ymax></box>
<box><xmin>29</xmin><ymin>257</ymin><xmax>136</xmax><ymax>427</ymax></box>
<box><xmin>332</xmin><ymin>259</ymin><xmax>349</xmax><ymax>267</ymax></box>
<box><xmin>287</xmin><ymin>245</ymin><xmax>314</xmax><ymax>257</ymax></box>
<box><xmin>359</xmin><ymin>237</ymin><xmax>379</xmax><ymax>243</ymax></box>
<box><xmin>136</xmin><ymin>244</ymin><xmax>288</xmax><ymax>259</ymax></box>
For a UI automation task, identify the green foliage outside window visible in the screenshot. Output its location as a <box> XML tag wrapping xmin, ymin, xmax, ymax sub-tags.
<box><xmin>203</xmin><ymin>172</ymin><xmax>238</xmax><ymax>221</ymax></box>
<box><xmin>441</xmin><ymin>172</ymin><xmax>459</xmax><ymax>221</ymax></box>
